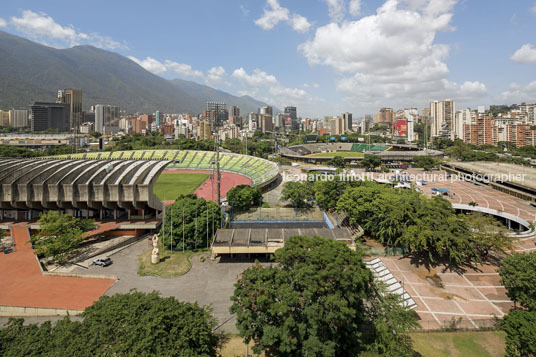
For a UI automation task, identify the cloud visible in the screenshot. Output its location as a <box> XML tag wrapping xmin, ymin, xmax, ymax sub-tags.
<box><xmin>0</xmin><ymin>18</ymin><xmax>6</xmax><ymax>28</ymax></box>
<box><xmin>349</xmin><ymin>0</ymin><xmax>362</xmax><ymax>16</ymax></box>
<box><xmin>128</xmin><ymin>56</ymin><xmax>167</xmax><ymax>74</ymax></box>
<box><xmin>298</xmin><ymin>0</ymin><xmax>481</xmax><ymax>112</ymax></box>
<box><xmin>498</xmin><ymin>81</ymin><xmax>536</xmax><ymax>103</ymax></box>
<box><xmin>206</xmin><ymin>66</ymin><xmax>227</xmax><ymax>83</ymax></box>
<box><xmin>255</xmin><ymin>0</ymin><xmax>311</xmax><ymax>33</ymax></box>
<box><xmin>10</xmin><ymin>10</ymin><xmax>124</xmax><ymax>49</ymax></box>
<box><xmin>325</xmin><ymin>0</ymin><xmax>346</xmax><ymax>22</ymax></box>
<box><xmin>129</xmin><ymin>56</ymin><xmax>224</xmax><ymax>84</ymax></box>
<box><xmin>510</xmin><ymin>43</ymin><xmax>536</xmax><ymax>64</ymax></box>
<box><xmin>164</xmin><ymin>60</ymin><xmax>203</xmax><ymax>78</ymax></box>
<box><xmin>231</xmin><ymin>67</ymin><xmax>327</xmax><ymax>113</ymax></box>
<box><xmin>531</xmin><ymin>4</ymin><xmax>536</xmax><ymax>14</ymax></box>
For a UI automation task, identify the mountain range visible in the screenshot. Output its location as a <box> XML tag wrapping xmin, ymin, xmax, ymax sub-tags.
<box><xmin>0</xmin><ymin>30</ymin><xmax>271</xmax><ymax>114</ymax></box>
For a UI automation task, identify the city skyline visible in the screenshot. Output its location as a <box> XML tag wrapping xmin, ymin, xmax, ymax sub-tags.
<box><xmin>0</xmin><ymin>1</ymin><xmax>535</xmax><ymax>117</ymax></box>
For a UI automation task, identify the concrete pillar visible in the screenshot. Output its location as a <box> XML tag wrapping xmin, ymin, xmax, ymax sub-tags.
<box><xmin>99</xmin><ymin>210</ymin><xmax>103</xmax><ymax>220</ymax></box>
<box><xmin>127</xmin><ymin>210</ymin><xmax>131</xmax><ymax>220</ymax></box>
<box><xmin>507</xmin><ymin>219</ymin><xmax>511</xmax><ymax>229</ymax></box>
<box><xmin>114</xmin><ymin>209</ymin><xmax>118</xmax><ymax>220</ymax></box>
<box><xmin>142</xmin><ymin>209</ymin><xmax>145</xmax><ymax>220</ymax></box>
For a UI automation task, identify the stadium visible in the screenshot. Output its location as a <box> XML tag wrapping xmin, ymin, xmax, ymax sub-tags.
<box><xmin>281</xmin><ymin>142</ymin><xmax>443</xmax><ymax>164</ymax></box>
<box><xmin>0</xmin><ymin>150</ymin><xmax>279</xmax><ymax>221</ymax></box>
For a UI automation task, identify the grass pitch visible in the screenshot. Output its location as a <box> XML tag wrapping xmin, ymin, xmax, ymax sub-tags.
<box><xmin>153</xmin><ymin>173</ymin><xmax>209</xmax><ymax>201</ymax></box>
<box><xmin>307</xmin><ymin>152</ymin><xmax>365</xmax><ymax>158</ymax></box>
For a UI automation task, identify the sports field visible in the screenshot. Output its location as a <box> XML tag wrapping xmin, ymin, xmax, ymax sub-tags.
<box><xmin>153</xmin><ymin>173</ymin><xmax>209</xmax><ymax>201</ymax></box>
<box><xmin>307</xmin><ymin>152</ymin><xmax>364</xmax><ymax>158</ymax></box>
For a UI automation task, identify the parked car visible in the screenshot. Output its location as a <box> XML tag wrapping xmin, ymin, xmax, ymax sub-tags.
<box><xmin>93</xmin><ymin>257</ymin><xmax>112</xmax><ymax>267</ymax></box>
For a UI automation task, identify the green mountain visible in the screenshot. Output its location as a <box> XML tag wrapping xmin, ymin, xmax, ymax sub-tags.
<box><xmin>0</xmin><ymin>30</ymin><xmax>270</xmax><ymax>114</ymax></box>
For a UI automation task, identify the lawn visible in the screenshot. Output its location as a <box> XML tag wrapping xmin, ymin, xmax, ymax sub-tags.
<box><xmin>152</xmin><ymin>173</ymin><xmax>209</xmax><ymax>201</ymax></box>
<box><xmin>307</xmin><ymin>152</ymin><xmax>364</xmax><ymax>158</ymax></box>
<box><xmin>221</xmin><ymin>331</ymin><xmax>505</xmax><ymax>356</ymax></box>
<box><xmin>411</xmin><ymin>331</ymin><xmax>505</xmax><ymax>357</ymax></box>
<box><xmin>138</xmin><ymin>248</ymin><xmax>206</xmax><ymax>278</ymax></box>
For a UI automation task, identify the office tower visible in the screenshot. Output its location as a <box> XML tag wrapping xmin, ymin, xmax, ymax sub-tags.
<box><xmin>0</xmin><ymin>110</ymin><xmax>11</xmax><ymax>126</ymax></box>
<box><xmin>260</xmin><ymin>114</ymin><xmax>273</xmax><ymax>133</ymax></box>
<box><xmin>430</xmin><ymin>99</ymin><xmax>455</xmax><ymax>138</ymax></box>
<box><xmin>95</xmin><ymin>105</ymin><xmax>120</xmax><ymax>134</ymax></box>
<box><xmin>453</xmin><ymin>109</ymin><xmax>473</xmax><ymax>140</ymax></box>
<box><xmin>206</xmin><ymin>102</ymin><xmax>227</xmax><ymax>126</ymax></box>
<box><xmin>31</xmin><ymin>102</ymin><xmax>70</xmax><ymax>132</ymax></box>
<box><xmin>342</xmin><ymin>112</ymin><xmax>352</xmax><ymax>132</ymax></box>
<box><xmin>57</xmin><ymin>88</ymin><xmax>82</xmax><ymax>130</ymax></box>
<box><xmin>12</xmin><ymin>109</ymin><xmax>29</xmax><ymax>128</ymax></box>
<box><xmin>284</xmin><ymin>106</ymin><xmax>298</xmax><ymax>130</ymax></box>
<box><xmin>156</xmin><ymin>111</ymin><xmax>160</xmax><ymax>127</ymax></box>
<box><xmin>199</xmin><ymin>120</ymin><xmax>212</xmax><ymax>140</ymax></box>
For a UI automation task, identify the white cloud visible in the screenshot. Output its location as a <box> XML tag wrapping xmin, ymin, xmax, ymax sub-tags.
<box><xmin>128</xmin><ymin>56</ymin><xmax>204</xmax><ymax>78</ymax></box>
<box><xmin>231</xmin><ymin>67</ymin><xmax>327</xmax><ymax>114</ymax></box>
<box><xmin>255</xmin><ymin>0</ymin><xmax>311</xmax><ymax>33</ymax></box>
<box><xmin>498</xmin><ymin>81</ymin><xmax>536</xmax><ymax>103</ymax></box>
<box><xmin>298</xmin><ymin>0</ymin><xmax>481</xmax><ymax>113</ymax></box>
<box><xmin>10</xmin><ymin>10</ymin><xmax>124</xmax><ymax>49</ymax></box>
<box><xmin>0</xmin><ymin>18</ymin><xmax>7</xmax><ymax>28</ymax></box>
<box><xmin>349</xmin><ymin>0</ymin><xmax>362</xmax><ymax>16</ymax></box>
<box><xmin>164</xmin><ymin>60</ymin><xmax>204</xmax><ymax>78</ymax></box>
<box><xmin>289</xmin><ymin>14</ymin><xmax>312</xmax><ymax>33</ymax></box>
<box><xmin>510</xmin><ymin>43</ymin><xmax>536</xmax><ymax>64</ymax></box>
<box><xmin>206</xmin><ymin>66</ymin><xmax>227</xmax><ymax>83</ymax></box>
<box><xmin>325</xmin><ymin>0</ymin><xmax>346</xmax><ymax>22</ymax></box>
<box><xmin>128</xmin><ymin>56</ymin><xmax>167</xmax><ymax>74</ymax></box>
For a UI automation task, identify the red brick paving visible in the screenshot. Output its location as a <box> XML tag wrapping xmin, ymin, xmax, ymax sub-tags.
<box><xmin>0</xmin><ymin>224</ymin><xmax>115</xmax><ymax>311</ymax></box>
<box><xmin>161</xmin><ymin>169</ymin><xmax>251</xmax><ymax>205</ymax></box>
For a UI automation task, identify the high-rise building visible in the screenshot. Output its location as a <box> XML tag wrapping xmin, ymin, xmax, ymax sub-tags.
<box><xmin>374</xmin><ymin>108</ymin><xmax>394</xmax><ymax>126</ymax></box>
<box><xmin>206</xmin><ymin>102</ymin><xmax>227</xmax><ymax>126</ymax></box>
<box><xmin>198</xmin><ymin>120</ymin><xmax>212</xmax><ymax>140</ymax></box>
<box><xmin>57</xmin><ymin>88</ymin><xmax>82</xmax><ymax>131</ymax></box>
<box><xmin>430</xmin><ymin>99</ymin><xmax>455</xmax><ymax>138</ymax></box>
<box><xmin>156</xmin><ymin>111</ymin><xmax>161</xmax><ymax>127</ymax></box>
<box><xmin>284</xmin><ymin>106</ymin><xmax>298</xmax><ymax>130</ymax></box>
<box><xmin>260</xmin><ymin>114</ymin><xmax>273</xmax><ymax>133</ymax></box>
<box><xmin>12</xmin><ymin>109</ymin><xmax>29</xmax><ymax>128</ymax></box>
<box><xmin>31</xmin><ymin>102</ymin><xmax>70</xmax><ymax>132</ymax></box>
<box><xmin>0</xmin><ymin>110</ymin><xmax>12</xmax><ymax>126</ymax></box>
<box><xmin>342</xmin><ymin>112</ymin><xmax>352</xmax><ymax>132</ymax></box>
<box><xmin>453</xmin><ymin>109</ymin><xmax>473</xmax><ymax>140</ymax></box>
<box><xmin>95</xmin><ymin>105</ymin><xmax>120</xmax><ymax>134</ymax></box>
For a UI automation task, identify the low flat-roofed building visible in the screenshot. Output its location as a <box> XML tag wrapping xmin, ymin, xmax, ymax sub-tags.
<box><xmin>211</xmin><ymin>227</ymin><xmax>355</xmax><ymax>256</ymax></box>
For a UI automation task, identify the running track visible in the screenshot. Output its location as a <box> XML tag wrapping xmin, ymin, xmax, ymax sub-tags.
<box><xmin>0</xmin><ymin>224</ymin><xmax>115</xmax><ymax>311</ymax></box>
<box><xmin>161</xmin><ymin>169</ymin><xmax>251</xmax><ymax>205</ymax></box>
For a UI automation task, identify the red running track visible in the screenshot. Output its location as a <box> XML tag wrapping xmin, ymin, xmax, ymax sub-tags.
<box><xmin>161</xmin><ymin>169</ymin><xmax>251</xmax><ymax>205</ymax></box>
<box><xmin>0</xmin><ymin>224</ymin><xmax>116</xmax><ymax>311</ymax></box>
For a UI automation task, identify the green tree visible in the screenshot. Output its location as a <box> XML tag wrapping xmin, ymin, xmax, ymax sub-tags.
<box><xmin>499</xmin><ymin>252</ymin><xmax>536</xmax><ymax>310</ymax></box>
<box><xmin>227</xmin><ymin>184</ymin><xmax>262</xmax><ymax>211</ymax></box>
<box><xmin>461</xmin><ymin>213</ymin><xmax>515</xmax><ymax>258</ymax></box>
<box><xmin>30</xmin><ymin>211</ymin><xmax>95</xmax><ymax>263</ymax></box>
<box><xmin>230</xmin><ymin>235</ymin><xmax>418</xmax><ymax>356</ymax></box>
<box><xmin>503</xmin><ymin>310</ymin><xmax>536</xmax><ymax>357</ymax></box>
<box><xmin>362</xmin><ymin>154</ymin><xmax>381</xmax><ymax>171</ymax></box>
<box><xmin>280</xmin><ymin>181</ymin><xmax>313</xmax><ymax>207</ymax></box>
<box><xmin>412</xmin><ymin>156</ymin><xmax>437</xmax><ymax>171</ymax></box>
<box><xmin>89</xmin><ymin>131</ymin><xmax>101</xmax><ymax>139</ymax></box>
<box><xmin>327</xmin><ymin>155</ymin><xmax>346</xmax><ymax>168</ymax></box>
<box><xmin>161</xmin><ymin>194</ymin><xmax>221</xmax><ymax>250</ymax></box>
<box><xmin>231</xmin><ymin>236</ymin><xmax>373</xmax><ymax>356</ymax></box>
<box><xmin>0</xmin><ymin>291</ymin><xmax>222</xmax><ymax>357</ymax></box>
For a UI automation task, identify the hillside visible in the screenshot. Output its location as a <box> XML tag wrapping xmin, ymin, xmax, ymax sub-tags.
<box><xmin>0</xmin><ymin>30</ymin><xmax>270</xmax><ymax>114</ymax></box>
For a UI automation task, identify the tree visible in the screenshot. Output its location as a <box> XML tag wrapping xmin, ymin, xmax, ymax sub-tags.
<box><xmin>280</xmin><ymin>181</ymin><xmax>313</xmax><ymax>207</ymax></box>
<box><xmin>161</xmin><ymin>194</ymin><xmax>221</xmax><ymax>250</ymax></box>
<box><xmin>30</xmin><ymin>211</ymin><xmax>95</xmax><ymax>263</ymax></box>
<box><xmin>503</xmin><ymin>310</ymin><xmax>536</xmax><ymax>357</ymax></box>
<box><xmin>231</xmin><ymin>236</ymin><xmax>373</xmax><ymax>356</ymax></box>
<box><xmin>0</xmin><ymin>291</ymin><xmax>222</xmax><ymax>357</ymax></box>
<box><xmin>230</xmin><ymin>235</ymin><xmax>418</xmax><ymax>356</ymax></box>
<box><xmin>89</xmin><ymin>131</ymin><xmax>101</xmax><ymax>139</ymax></box>
<box><xmin>499</xmin><ymin>252</ymin><xmax>536</xmax><ymax>310</ymax></box>
<box><xmin>327</xmin><ymin>155</ymin><xmax>346</xmax><ymax>168</ymax></box>
<box><xmin>362</xmin><ymin>154</ymin><xmax>381</xmax><ymax>171</ymax></box>
<box><xmin>412</xmin><ymin>156</ymin><xmax>437</xmax><ymax>171</ymax></box>
<box><xmin>461</xmin><ymin>213</ymin><xmax>515</xmax><ymax>258</ymax></box>
<box><xmin>226</xmin><ymin>184</ymin><xmax>262</xmax><ymax>211</ymax></box>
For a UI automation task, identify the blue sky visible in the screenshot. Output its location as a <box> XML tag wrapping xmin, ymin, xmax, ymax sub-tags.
<box><xmin>1</xmin><ymin>0</ymin><xmax>536</xmax><ymax>118</ymax></box>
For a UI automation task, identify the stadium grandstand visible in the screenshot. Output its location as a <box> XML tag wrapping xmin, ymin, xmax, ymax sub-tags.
<box><xmin>281</xmin><ymin>143</ymin><xmax>443</xmax><ymax>163</ymax></box>
<box><xmin>0</xmin><ymin>150</ymin><xmax>279</xmax><ymax>221</ymax></box>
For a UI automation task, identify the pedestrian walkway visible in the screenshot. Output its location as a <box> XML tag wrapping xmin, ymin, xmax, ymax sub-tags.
<box><xmin>0</xmin><ymin>223</ymin><xmax>115</xmax><ymax>311</ymax></box>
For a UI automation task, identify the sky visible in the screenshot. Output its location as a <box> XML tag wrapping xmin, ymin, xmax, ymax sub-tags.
<box><xmin>1</xmin><ymin>0</ymin><xmax>536</xmax><ymax>118</ymax></box>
